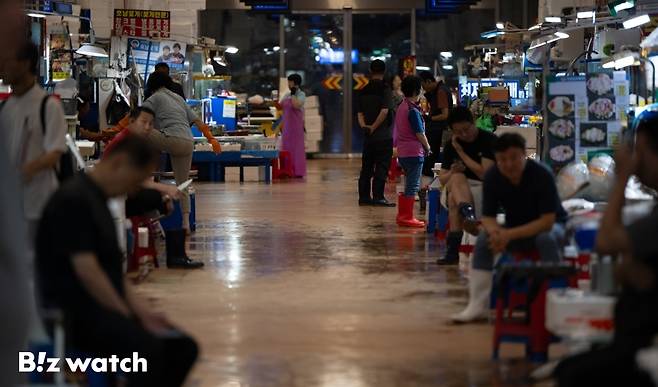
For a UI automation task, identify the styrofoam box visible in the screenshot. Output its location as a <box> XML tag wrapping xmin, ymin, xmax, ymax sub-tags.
<box><xmin>496</xmin><ymin>125</ymin><xmax>537</xmax><ymax>149</ymax></box>
<box><xmin>225</xmin><ymin>167</ymin><xmax>241</xmax><ymax>183</ymax></box>
<box><xmin>305</xmin><ymin>115</ymin><xmax>323</xmax><ymax>129</ymax></box>
<box><xmin>304</xmin><ymin>96</ymin><xmax>320</xmax><ymax>109</ymax></box>
<box><xmin>304</xmin><ymin>107</ymin><xmax>320</xmax><ymax>117</ymax></box>
<box><xmin>546</xmin><ymin>288</ymin><xmax>615</xmax><ymax>339</ymax></box>
<box><xmin>305</xmin><ymin>141</ymin><xmax>321</xmax><ymax>153</ymax></box>
<box><xmin>306</xmin><ymin>132</ymin><xmax>323</xmax><ymax>142</ymax></box>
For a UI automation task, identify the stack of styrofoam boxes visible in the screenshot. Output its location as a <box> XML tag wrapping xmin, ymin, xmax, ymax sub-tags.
<box><xmin>495</xmin><ymin>126</ymin><xmax>538</xmax><ymax>158</ymax></box>
<box><xmin>304</xmin><ymin>96</ymin><xmax>323</xmax><ymax>154</ymax></box>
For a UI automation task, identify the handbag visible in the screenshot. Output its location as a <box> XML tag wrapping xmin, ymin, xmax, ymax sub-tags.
<box><xmin>106</xmin><ymin>81</ymin><xmax>131</xmax><ymax>125</ymax></box>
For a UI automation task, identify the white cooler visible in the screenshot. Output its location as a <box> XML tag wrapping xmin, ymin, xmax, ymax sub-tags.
<box><xmin>546</xmin><ymin>288</ymin><xmax>615</xmax><ymax>340</ymax></box>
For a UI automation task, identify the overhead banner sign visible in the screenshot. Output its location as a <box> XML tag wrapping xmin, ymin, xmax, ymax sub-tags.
<box><xmin>128</xmin><ymin>38</ymin><xmax>187</xmax><ymax>78</ymax></box>
<box><xmin>114</xmin><ymin>9</ymin><xmax>170</xmax><ymax>38</ymax></box>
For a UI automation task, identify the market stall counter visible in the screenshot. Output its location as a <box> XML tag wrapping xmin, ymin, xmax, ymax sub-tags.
<box><xmin>192</xmin><ymin>149</ymin><xmax>279</xmax><ymax>183</ymax></box>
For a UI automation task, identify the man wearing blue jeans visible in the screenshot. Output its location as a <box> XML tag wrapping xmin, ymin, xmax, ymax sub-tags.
<box><xmin>452</xmin><ymin>133</ymin><xmax>567</xmax><ymax>323</ymax></box>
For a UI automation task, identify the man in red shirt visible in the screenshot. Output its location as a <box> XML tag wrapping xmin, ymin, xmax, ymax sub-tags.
<box><xmin>104</xmin><ymin>107</ymin><xmax>156</xmax><ymax>156</ymax></box>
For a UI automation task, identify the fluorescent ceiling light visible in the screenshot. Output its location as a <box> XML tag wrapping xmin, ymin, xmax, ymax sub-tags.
<box><xmin>27</xmin><ymin>12</ymin><xmax>46</xmax><ymax>18</ymax></box>
<box><xmin>273</xmin><ymin>46</ymin><xmax>280</xmax><ymax>52</ymax></box>
<box><xmin>545</xmin><ymin>16</ymin><xmax>563</xmax><ymax>23</ymax></box>
<box><xmin>529</xmin><ymin>24</ymin><xmax>542</xmax><ymax>30</ymax></box>
<box><xmin>577</xmin><ymin>11</ymin><xmax>595</xmax><ymax>19</ymax></box>
<box><xmin>213</xmin><ymin>56</ymin><xmax>227</xmax><ymax>66</ymax></box>
<box><xmin>623</xmin><ymin>14</ymin><xmax>650</xmax><ymax>29</ymax></box>
<box><xmin>602</xmin><ymin>59</ymin><xmax>617</xmax><ymax>69</ymax></box>
<box><xmin>614</xmin><ymin>1</ymin><xmax>635</xmax><ymax>12</ymax></box>
<box><xmin>440</xmin><ymin>51</ymin><xmax>453</xmax><ymax>59</ymax></box>
<box><xmin>225</xmin><ymin>46</ymin><xmax>239</xmax><ymax>54</ymax></box>
<box><xmin>442</xmin><ymin>65</ymin><xmax>454</xmax><ymax>70</ymax></box>
<box><xmin>416</xmin><ymin>66</ymin><xmax>431</xmax><ymax>71</ymax></box>
<box><xmin>529</xmin><ymin>40</ymin><xmax>547</xmax><ymax>50</ymax></box>
<box><xmin>496</xmin><ymin>22</ymin><xmax>505</xmax><ymax>29</ymax></box>
<box><xmin>75</xmin><ymin>44</ymin><xmax>108</xmax><ymax>58</ymax></box>
<box><xmin>615</xmin><ymin>53</ymin><xmax>637</xmax><ymax>68</ymax></box>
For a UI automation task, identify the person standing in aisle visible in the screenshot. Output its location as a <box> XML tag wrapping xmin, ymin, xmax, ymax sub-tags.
<box><xmin>280</xmin><ymin>73</ymin><xmax>307</xmax><ymax>178</ymax></box>
<box><xmin>391</xmin><ymin>75</ymin><xmax>404</xmax><ymax>108</ymax></box>
<box><xmin>451</xmin><ymin>133</ymin><xmax>566</xmax><ymax>323</ymax></box>
<box><xmin>145</xmin><ymin>62</ymin><xmax>186</xmax><ymax>100</ymax></box>
<box><xmin>0</xmin><ymin>3</ymin><xmax>32</xmax><ymax>383</ymax></box>
<box><xmin>0</xmin><ymin>40</ymin><xmax>68</xmax><ymax>241</ymax></box>
<box><xmin>142</xmin><ymin>72</ymin><xmax>220</xmax><ymax>238</ymax></box>
<box><xmin>36</xmin><ymin>136</ymin><xmax>198</xmax><ymax>387</ymax></box>
<box><xmin>393</xmin><ymin>75</ymin><xmax>432</xmax><ymax>228</ymax></box>
<box><xmin>437</xmin><ymin>107</ymin><xmax>496</xmax><ymax>265</ymax></box>
<box><xmin>419</xmin><ymin>71</ymin><xmax>452</xmax><ymax>177</ymax></box>
<box><xmin>357</xmin><ymin>59</ymin><xmax>395</xmax><ymax>207</ymax></box>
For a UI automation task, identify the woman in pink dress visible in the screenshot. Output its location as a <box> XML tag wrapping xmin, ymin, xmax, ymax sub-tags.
<box><xmin>280</xmin><ymin>74</ymin><xmax>307</xmax><ymax>178</ymax></box>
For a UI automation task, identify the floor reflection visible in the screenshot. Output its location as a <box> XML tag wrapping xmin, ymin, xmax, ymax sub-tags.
<box><xmin>137</xmin><ymin>159</ymin><xmax>557</xmax><ymax>387</ymax></box>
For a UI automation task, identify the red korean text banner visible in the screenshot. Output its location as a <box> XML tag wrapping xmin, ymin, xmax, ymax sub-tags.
<box><xmin>114</xmin><ymin>9</ymin><xmax>170</xmax><ymax>38</ymax></box>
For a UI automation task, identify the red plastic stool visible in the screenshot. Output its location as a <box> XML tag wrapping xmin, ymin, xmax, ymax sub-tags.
<box><xmin>273</xmin><ymin>150</ymin><xmax>294</xmax><ymax>179</ymax></box>
<box><xmin>492</xmin><ymin>252</ymin><xmax>572</xmax><ymax>363</ymax></box>
<box><xmin>388</xmin><ymin>157</ymin><xmax>403</xmax><ymax>182</ymax></box>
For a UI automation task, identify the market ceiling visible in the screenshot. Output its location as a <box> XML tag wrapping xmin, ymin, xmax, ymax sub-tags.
<box><xmin>207</xmin><ymin>0</ymin><xmax>491</xmax><ymax>13</ymax></box>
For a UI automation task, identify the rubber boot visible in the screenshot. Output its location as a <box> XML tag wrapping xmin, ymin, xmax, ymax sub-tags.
<box><xmin>437</xmin><ymin>231</ymin><xmax>463</xmax><ymax>265</ymax></box>
<box><xmin>165</xmin><ymin>229</ymin><xmax>204</xmax><ymax>269</ymax></box>
<box><xmin>458</xmin><ymin>202</ymin><xmax>479</xmax><ymax>236</ymax></box>
<box><xmin>418</xmin><ymin>188</ymin><xmax>427</xmax><ymax>213</ymax></box>
<box><xmin>451</xmin><ymin>269</ymin><xmax>492</xmax><ymax>323</ymax></box>
<box><xmin>396</xmin><ymin>193</ymin><xmax>425</xmax><ymax>228</ymax></box>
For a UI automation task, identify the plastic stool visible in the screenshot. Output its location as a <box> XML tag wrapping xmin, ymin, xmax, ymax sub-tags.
<box><xmin>492</xmin><ymin>259</ymin><xmax>574</xmax><ymax>362</ymax></box>
<box><xmin>426</xmin><ymin>188</ymin><xmax>449</xmax><ymax>238</ymax></box>
<box><xmin>128</xmin><ymin>216</ymin><xmax>160</xmax><ymax>276</ymax></box>
<box><xmin>273</xmin><ymin>150</ymin><xmax>294</xmax><ymax>179</ymax></box>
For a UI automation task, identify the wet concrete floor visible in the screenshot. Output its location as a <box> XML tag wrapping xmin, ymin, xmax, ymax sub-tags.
<box><xmin>137</xmin><ymin>159</ymin><xmax>559</xmax><ymax>387</ymax></box>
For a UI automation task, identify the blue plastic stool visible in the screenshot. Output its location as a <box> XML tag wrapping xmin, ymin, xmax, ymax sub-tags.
<box><xmin>160</xmin><ymin>192</ymin><xmax>196</xmax><ymax>232</ymax></box>
<box><xmin>426</xmin><ymin>188</ymin><xmax>449</xmax><ymax>235</ymax></box>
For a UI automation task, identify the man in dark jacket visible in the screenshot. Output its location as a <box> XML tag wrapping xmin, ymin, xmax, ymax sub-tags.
<box><xmin>357</xmin><ymin>59</ymin><xmax>395</xmax><ymax>207</ymax></box>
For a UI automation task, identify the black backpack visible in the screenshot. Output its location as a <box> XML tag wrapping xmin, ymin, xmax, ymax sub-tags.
<box><xmin>0</xmin><ymin>95</ymin><xmax>76</xmax><ymax>182</ymax></box>
<box><xmin>40</xmin><ymin>96</ymin><xmax>76</xmax><ymax>182</ymax></box>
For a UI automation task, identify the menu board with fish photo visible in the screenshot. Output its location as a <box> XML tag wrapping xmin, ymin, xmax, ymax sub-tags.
<box><xmin>579</xmin><ymin>123</ymin><xmax>607</xmax><ymax>148</ymax></box>
<box><xmin>546</xmin><ymin>94</ymin><xmax>577</xmax><ymax>169</ymax></box>
<box><xmin>548</xmin><ymin>95</ymin><xmax>575</xmax><ymax>119</ymax></box>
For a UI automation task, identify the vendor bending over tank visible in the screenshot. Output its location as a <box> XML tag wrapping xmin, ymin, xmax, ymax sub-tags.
<box><xmin>437</xmin><ymin>106</ymin><xmax>496</xmax><ymax>265</ymax></box>
<box><xmin>452</xmin><ymin>133</ymin><xmax>567</xmax><ymax>323</ymax></box>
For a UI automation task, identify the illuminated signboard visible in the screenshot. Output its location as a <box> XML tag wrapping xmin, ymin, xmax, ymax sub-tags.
<box><xmin>459</xmin><ymin>78</ymin><xmax>527</xmax><ymax>100</ymax></box>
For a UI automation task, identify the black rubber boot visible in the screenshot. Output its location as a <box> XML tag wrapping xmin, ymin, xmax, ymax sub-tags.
<box><xmin>437</xmin><ymin>231</ymin><xmax>463</xmax><ymax>265</ymax></box>
<box><xmin>165</xmin><ymin>229</ymin><xmax>204</xmax><ymax>269</ymax></box>
<box><xmin>419</xmin><ymin>188</ymin><xmax>427</xmax><ymax>213</ymax></box>
<box><xmin>458</xmin><ymin>202</ymin><xmax>480</xmax><ymax>236</ymax></box>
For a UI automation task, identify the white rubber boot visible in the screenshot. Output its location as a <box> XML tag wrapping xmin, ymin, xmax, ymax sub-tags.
<box><xmin>451</xmin><ymin>269</ymin><xmax>492</xmax><ymax>323</ymax></box>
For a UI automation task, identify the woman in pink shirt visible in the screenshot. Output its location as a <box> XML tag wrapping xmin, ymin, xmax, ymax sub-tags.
<box><xmin>393</xmin><ymin>75</ymin><xmax>432</xmax><ymax>228</ymax></box>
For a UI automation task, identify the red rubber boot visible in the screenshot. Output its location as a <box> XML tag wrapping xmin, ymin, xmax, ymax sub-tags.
<box><xmin>396</xmin><ymin>193</ymin><xmax>426</xmax><ymax>228</ymax></box>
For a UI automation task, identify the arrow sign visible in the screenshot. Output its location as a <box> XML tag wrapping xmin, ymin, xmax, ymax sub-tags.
<box><xmin>353</xmin><ymin>74</ymin><xmax>369</xmax><ymax>90</ymax></box>
<box><xmin>322</xmin><ymin>75</ymin><xmax>343</xmax><ymax>90</ymax></box>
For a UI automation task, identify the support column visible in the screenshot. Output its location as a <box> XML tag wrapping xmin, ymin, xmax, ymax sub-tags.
<box><xmin>343</xmin><ymin>9</ymin><xmax>353</xmax><ymax>154</ymax></box>
<box><xmin>411</xmin><ymin>8</ymin><xmax>416</xmax><ymax>56</ymax></box>
<box><xmin>279</xmin><ymin>15</ymin><xmax>285</xmax><ymax>82</ymax></box>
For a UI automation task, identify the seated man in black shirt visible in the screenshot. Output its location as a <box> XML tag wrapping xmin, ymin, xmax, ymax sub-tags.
<box><xmin>554</xmin><ymin>113</ymin><xmax>658</xmax><ymax>387</ymax></box>
<box><xmin>36</xmin><ymin>136</ymin><xmax>198</xmax><ymax>386</ymax></box>
<box><xmin>452</xmin><ymin>133</ymin><xmax>567</xmax><ymax>323</ymax></box>
<box><xmin>357</xmin><ymin>59</ymin><xmax>395</xmax><ymax>207</ymax></box>
<box><xmin>437</xmin><ymin>106</ymin><xmax>496</xmax><ymax>265</ymax></box>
